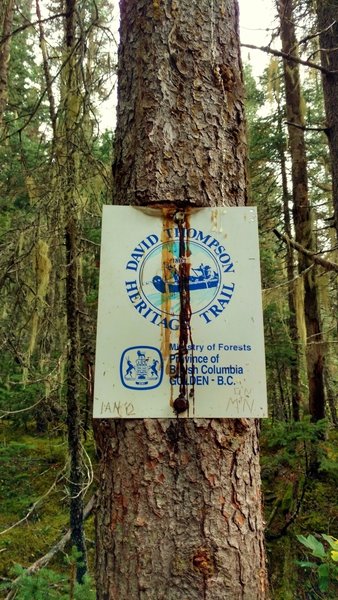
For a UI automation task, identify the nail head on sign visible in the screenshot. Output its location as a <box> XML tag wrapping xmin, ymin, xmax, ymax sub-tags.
<box><xmin>173</xmin><ymin>393</ymin><xmax>189</xmax><ymax>415</ymax></box>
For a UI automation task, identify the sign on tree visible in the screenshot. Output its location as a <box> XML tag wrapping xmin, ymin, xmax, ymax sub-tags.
<box><xmin>94</xmin><ymin>206</ymin><xmax>267</xmax><ymax>418</ymax></box>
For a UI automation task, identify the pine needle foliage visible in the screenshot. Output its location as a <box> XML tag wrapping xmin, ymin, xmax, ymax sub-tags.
<box><xmin>1</xmin><ymin>564</ymin><xmax>96</xmax><ymax>599</ymax></box>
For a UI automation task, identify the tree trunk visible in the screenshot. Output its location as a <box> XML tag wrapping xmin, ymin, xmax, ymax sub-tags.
<box><xmin>63</xmin><ymin>0</ymin><xmax>87</xmax><ymax>582</ymax></box>
<box><xmin>278</xmin><ymin>0</ymin><xmax>326</xmax><ymax>422</ymax></box>
<box><xmin>35</xmin><ymin>0</ymin><xmax>57</xmax><ymax>140</ymax></box>
<box><xmin>0</xmin><ymin>0</ymin><xmax>14</xmax><ymax>127</ymax></box>
<box><xmin>94</xmin><ymin>1</ymin><xmax>268</xmax><ymax>599</ymax></box>
<box><xmin>278</xmin><ymin>128</ymin><xmax>301</xmax><ymax>421</ymax></box>
<box><xmin>112</xmin><ymin>0</ymin><xmax>248</xmax><ymax>206</ymax></box>
<box><xmin>316</xmin><ymin>0</ymin><xmax>338</xmax><ymax>237</ymax></box>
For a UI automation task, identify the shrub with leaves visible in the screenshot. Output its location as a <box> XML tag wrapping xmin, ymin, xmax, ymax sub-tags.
<box><xmin>297</xmin><ymin>534</ymin><xmax>338</xmax><ymax>597</ymax></box>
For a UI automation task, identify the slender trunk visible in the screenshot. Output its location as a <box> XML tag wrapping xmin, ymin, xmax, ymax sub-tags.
<box><xmin>269</xmin><ymin>321</ymin><xmax>289</xmax><ymax>421</ymax></box>
<box><xmin>0</xmin><ymin>0</ymin><xmax>14</xmax><ymax>127</ymax></box>
<box><xmin>63</xmin><ymin>0</ymin><xmax>87</xmax><ymax>582</ymax></box>
<box><xmin>278</xmin><ymin>0</ymin><xmax>325</xmax><ymax>422</ymax></box>
<box><xmin>279</xmin><ymin>130</ymin><xmax>301</xmax><ymax>420</ymax></box>
<box><xmin>65</xmin><ymin>220</ymin><xmax>87</xmax><ymax>583</ymax></box>
<box><xmin>316</xmin><ymin>0</ymin><xmax>338</xmax><ymax>237</ymax></box>
<box><xmin>322</xmin><ymin>234</ymin><xmax>338</xmax><ymax>427</ymax></box>
<box><xmin>315</xmin><ymin>1</ymin><xmax>338</xmax><ymax>424</ymax></box>
<box><xmin>94</xmin><ymin>1</ymin><xmax>268</xmax><ymax>599</ymax></box>
<box><xmin>35</xmin><ymin>0</ymin><xmax>57</xmax><ymax>140</ymax></box>
<box><xmin>325</xmin><ymin>364</ymin><xmax>338</xmax><ymax>426</ymax></box>
<box><xmin>276</xmin><ymin>361</ymin><xmax>289</xmax><ymax>421</ymax></box>
<box><xmin>79</xmin><ymin>275</ymin><xmax>95</xmax><ymax>437</ymax></box>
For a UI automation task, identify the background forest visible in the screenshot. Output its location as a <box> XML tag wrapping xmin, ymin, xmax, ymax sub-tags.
<box><xmin>0</xmin><ymin>0</ymin><xmax>337</xmax><ymax>599</ymax></box>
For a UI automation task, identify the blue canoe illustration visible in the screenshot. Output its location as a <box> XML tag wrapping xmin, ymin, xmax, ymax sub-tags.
<box><xmin>152</xmin><ymin>265</ymin><xmax>219</xmax><ymax>294</ymax></box>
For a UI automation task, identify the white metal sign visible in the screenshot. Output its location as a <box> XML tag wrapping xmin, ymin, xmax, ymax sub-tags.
<box><xmin>93</xmin><ymin>206</ymin><xmax>267</xmax><ymax>418</ymax></box>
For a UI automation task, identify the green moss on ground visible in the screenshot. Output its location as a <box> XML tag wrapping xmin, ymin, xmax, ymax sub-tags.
<box><xmin>0</xmin><ymin>424</ymin><xmax>96</xmax><ymax>586</ymax></box>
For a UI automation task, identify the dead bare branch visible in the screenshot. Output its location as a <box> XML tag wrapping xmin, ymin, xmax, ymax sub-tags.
<box><xmin>285</xmin><ymin>120</ymin><xmax>329</xmax><ymax>133</ymax></box>
<box><xmin>273</xmin><ymin>229</ymin><xmax>338</xmax><ymax>273</ymax></box>
<box><xmin>0</xmin><ymin>13</ymin><xmax>66</xmax><ymax>46</ymax></box>
<box><xmin>241</xmin><ymin>42</ymin><xmax>336</xmax><ymax>75</ymax></box>
<box><xmin>0</xmin><ymin>464</ymin><xmax>66</xmax><ymax>536</ymax></box>
<box><xmin>296</xmin><ymin>20</ymin><xmax>336</xmax><ymax>49</ymax></box>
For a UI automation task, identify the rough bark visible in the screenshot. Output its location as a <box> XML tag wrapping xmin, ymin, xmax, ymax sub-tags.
<box><xmin>0</xmin><ymin>0</ymin><xmax>14</xmax><ymax>127</ymax></box>
<box><xmin>95</xmin><ymin>1</ymin><xmax>268</xmax><ymax>599</ymax></box>
<box><xmin>113</xmin><ymin>0</ymin><xmax>248</xmax><ymax>208</ymax></box>
<box><xmin>316</xmin><ymin>0</ymin><xmax>338</xmax><ymax>237</ymax></box>
<box><xmin>278</xmin><ymin>0</ymin><xmax>326</xmax><ymax>422</ymax></box>
<box><xmin>95</xmin><ymin>419</ymin><xmax>267</xmax><ymax>600</ymax></box>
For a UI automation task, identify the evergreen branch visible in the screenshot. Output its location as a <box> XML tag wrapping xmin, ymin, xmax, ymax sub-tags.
<box><xmin>241</xmin><ymin>42</ymin><xmax>335</xmax><ymax>75</ymax></box>
<box><xmin>0</xmin><ymin>39</ymin><xmax>79</xmax><ymax>142</ymax></box>
<box><xmin>0</xmin><ymin>17</ymin><xmax>100</xmax><ymax>143</ymax></box>
<box><xmin>273</xmin><ymin>229</ymin><xmax>338</xmax><ymax>273</ymax></box>
<box><xmin>4</xmin><ymin>495</ymin><xmax>96</xmax><ymax>600</ymax></box>
<box><xmin>266</xmin><ymin>498</ymin><xmax>281</xmax><ymax>530</ymax></box>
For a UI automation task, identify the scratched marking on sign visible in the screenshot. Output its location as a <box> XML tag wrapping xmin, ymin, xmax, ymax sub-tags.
<box><xmin>100</xmin><ymin>401</ymin><xmax>136</xmax><ymax>417</ymax></box>
<box><xmin>226</xmin><ymin>387</ymin><xmax>255</xmax><ymax>413</ymax></box>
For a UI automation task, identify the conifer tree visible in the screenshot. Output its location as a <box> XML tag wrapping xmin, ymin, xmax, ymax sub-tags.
<box><xmin>316</xmin><ymin>0</ymin><xmax>338</xmax><ymax>237</ymax></box>
<box><xmin>94</xmin><ymin>2</ymin><xmax>268</xmax><ymax>598</ymax></box>
<box><xmin>0</xmin><ymin>0</ymin><xmax>14</xmax><ymax>127</ymax></box>
<box><xmin>278</xmin><ymin>0</ymin><xmax>326</xmax><ymax>423</ymax></box>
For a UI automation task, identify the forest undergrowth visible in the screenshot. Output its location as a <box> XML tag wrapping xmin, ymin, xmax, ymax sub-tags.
<box><xmin>0</xmin><ymin>419</ymin><xmax>337</xmax><ymax>599</ymax></box>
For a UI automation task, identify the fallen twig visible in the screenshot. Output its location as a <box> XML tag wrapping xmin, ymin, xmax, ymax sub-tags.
<box><xmin>0</xmin><ymin>465</ymin><xmax>67</xmax><ymax>536</ymax></box>
<box><xmin>4</xmin><ymin>494</ymin><xmax>96</xmax><ymax>600</ymax></box>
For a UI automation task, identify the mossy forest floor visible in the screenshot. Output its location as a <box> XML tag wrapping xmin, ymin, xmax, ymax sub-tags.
<box><xmin>0</xmin><ymin>420</ymin><xmax>337</xmax><ymax>599</ymax></box>
<box><xmin>0</xmin><ymin>423</ymin><xmax>96</xmax><ymax>598</ymax></box>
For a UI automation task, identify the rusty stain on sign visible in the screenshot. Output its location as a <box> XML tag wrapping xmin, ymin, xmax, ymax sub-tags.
<box><xmin>159</xmin><ymin>207</ymin><xmax>195</xmax><ymax>416</ymax></box>
<box><xmin>93</xmin><ymin>206</ymin><xmax>267</xmax><ymax>419</ymax></box>
<box><xmin>173</xmin><ymin>209</ymin><xmax>193</xmax><ymax>416</ymax></box>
